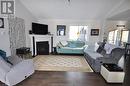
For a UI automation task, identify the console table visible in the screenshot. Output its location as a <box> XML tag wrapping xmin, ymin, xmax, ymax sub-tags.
<box><xmin>16</xmin><ymin>47</ymin><xmax>32</xmax><ymax>59</ymax></box>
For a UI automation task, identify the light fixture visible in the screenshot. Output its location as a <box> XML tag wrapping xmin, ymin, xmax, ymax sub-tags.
<box><xmin>68</xmin><ymin>0</ymin><xmax>70</xmax><ymax>3</ymax></box>
<box><xmin>117</xmin><ymin>25</ymin><xmax>125</xmax><ymax>28</ymax></box>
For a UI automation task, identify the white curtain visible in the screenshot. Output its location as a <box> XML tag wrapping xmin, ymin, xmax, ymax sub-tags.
<box><xmin>77</xmin><ymin>26</ymin><xmax>88</xmax><ymax>42</ymax></box>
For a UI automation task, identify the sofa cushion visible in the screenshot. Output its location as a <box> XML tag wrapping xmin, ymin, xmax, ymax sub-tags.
<box><xmin>68</xmin><ymin>43</ymin><xmax>77</xmax><ymax>48</ymax></box>
<box><xmin>86</xmin><ymin>51</ymin><xmax>103</xmax><ymax>60</ymax></box>
<box><xmin>61</xmin><ymin>47</ymin><xmax>84</xmax><ymax>50</ymax></box>
<box><xmin>84</xmin><ymin>45</ymin><xmax>95</xmax><ymax>52</ymax></box>
<box><xmin>0</xmin><ymin>57</ymin><xmax>11</xmax><ymax>73</ymax></box>
<box><xmin>57</xmin><ymin>42</ymin><xmax>64</xmax><ymax>48</ymax></box>
<box><xmin>67</xmin><ymin>41</ymin><xmax>85</xmax><ymax>48</ymax></box>
<box><xmin>75</xmin><ymin>41</ymin><xmax>85</xmax><ymax>47</ymax></box>
<box><xmin>0</xmin><ymin>58</ymin><xmax>11</xmax><ymax>83</ymax></box>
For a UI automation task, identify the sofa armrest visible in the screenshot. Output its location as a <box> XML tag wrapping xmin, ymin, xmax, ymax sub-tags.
<box><xmin>8</xmin><ymin>59</ymin><xmax>34</xmax><ymax>74</ymax></box>
<box><xmin>6</xmin><ymin>59</ymin><xmax>34</xmax><ymax>86</ymax></box>
<box><xmin>96</xmin><ymin>57</ymin><xmax>117</xmax><ymax>64</ymax></box>
<box><xmin>8</xmin><ymin>56</ymin><xmax>23</xmax><ymax>65</ymax></box>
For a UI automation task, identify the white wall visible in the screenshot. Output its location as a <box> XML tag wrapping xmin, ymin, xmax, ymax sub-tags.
<box><xmin>103</xmin><ymin>20</ymin><xmax>128</xmax><ymax>37</ymax></box>
<box><xmin>0</xmin><ymin>0</ymin><xmax>11</xmax><ymax>56</ymax></box>
<box><xmin>0</xmin><ymin>0</ymin><xmax>37</xmax><ymax>56</ymax></box>
<box><xmin>0</xmin><ymin>18</ymin><xmax>11</xmax><ymax>56</ymax></box>
<box><xmin>38</xmin><ymin>19</ymin><xmax>102</xmax><ymax>47</ymax></box>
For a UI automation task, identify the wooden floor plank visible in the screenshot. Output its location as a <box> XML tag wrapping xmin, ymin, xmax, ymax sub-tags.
<box><xmin>0</xmin><ymin>71</ymin><xmax>122</xmax><ymax>86</ymax></box>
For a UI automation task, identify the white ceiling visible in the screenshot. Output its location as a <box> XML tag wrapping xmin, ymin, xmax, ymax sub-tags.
<box><xmin>108</xmin><ymin>9</ymin><xmax>130</xmax><ymax>21</ymax></box>
<box><xmin>19</xmin><ymin>0</ymin><xmax>124</xmax><ymax>20</ymax></box>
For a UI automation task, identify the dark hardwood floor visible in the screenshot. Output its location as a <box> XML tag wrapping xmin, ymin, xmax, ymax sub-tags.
<box><xmin>0</xmin><ymin>71</ymin><xmax>122</xmax><ymax>86</ymax></box>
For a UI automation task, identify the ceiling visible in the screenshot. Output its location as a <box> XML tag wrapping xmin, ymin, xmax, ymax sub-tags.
<box><xmin>108</xmin><ymin>9</ymin><xmax>130</xmax><ymax>21</ymax></box>
<box><xmin>19</xmin><ymin>0</ymin><xmax>125</xmax><ymax>20</ymax></box>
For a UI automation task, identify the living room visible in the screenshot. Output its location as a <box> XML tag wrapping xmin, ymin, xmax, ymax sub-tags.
<box><xmin>0</xmin><ymin>0</ymin><xmax>130</xmax><ymax>86</ymax></box>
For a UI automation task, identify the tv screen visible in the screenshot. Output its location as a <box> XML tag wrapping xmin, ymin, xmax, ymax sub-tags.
<box><xmin>32</xmin><ymin>22</ymin><xmax>48</xmax><ymax>35</ymax></box>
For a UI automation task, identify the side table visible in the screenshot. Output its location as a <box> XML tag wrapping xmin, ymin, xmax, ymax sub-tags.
<box><xmin>16</xmin><ymin>47</ymin><xmax>32</xmax><ymax>59</ymax></box>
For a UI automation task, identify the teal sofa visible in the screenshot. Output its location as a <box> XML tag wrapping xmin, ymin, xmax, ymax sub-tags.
<box><xmin>56</xmin><ymin>41</ymin><xmax>85</xmax><ymax>54</ymax></box>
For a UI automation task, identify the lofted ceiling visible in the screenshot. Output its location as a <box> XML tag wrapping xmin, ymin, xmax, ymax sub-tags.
<box><xmin>19</xmin><ymin>0</ymin><xmax>125</xmax><ymax>20</ymax></box>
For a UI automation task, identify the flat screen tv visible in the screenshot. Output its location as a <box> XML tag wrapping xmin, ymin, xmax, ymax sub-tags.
<box><xmin>32</xmin><ymin>22</ymin><xmax>48</xmax><ymax>35</ymax></box>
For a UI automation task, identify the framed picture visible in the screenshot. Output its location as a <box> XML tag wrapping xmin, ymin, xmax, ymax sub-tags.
<box><xmin>57</xmin><ymin>25</ymin><xmax>66</xmax><ymax>36</ymax></box>
<box><xmin>91</xmin><ymin>29</ymin><xmax>99</xmax><ymax>36</ymax></box>
<box><xmin>0</xmin><ymin>18</ymin><xmax>4</xmax><ymax>28</ymax></box>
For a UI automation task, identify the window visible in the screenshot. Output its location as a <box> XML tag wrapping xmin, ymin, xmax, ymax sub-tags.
<box><xmin>69</xmin><ymin>26</ymin><xmax>88</xmax><ymax>41</ymax></box>
<box><xmin>108</xmin><ymin>29</ymin><xmax>129</xmax><ymax>46</ymax></box>
<box><xmin>108</xmin><ymin>30</ymin><xmax>118</xmax><ymax>44</ymax></box>
<box><xmin>114</xmin><ymin>30</ymin><xmax>118</xmax><ymax>44</ymax></box>
<box><xmin>108</xmin><ymin>31</ymin><xmax>115</xmax><ymax>44</ymax></box>
<box><xmin>121</xmin><ymin>30</ymin><xmax>129</xmax><ymax>46</ymax></box>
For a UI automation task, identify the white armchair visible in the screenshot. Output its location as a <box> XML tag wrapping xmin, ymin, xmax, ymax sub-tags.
<box><xmin>0</xmin><ymin>56</ymin><xmax>35</xmax><ymax>86</ymax></box>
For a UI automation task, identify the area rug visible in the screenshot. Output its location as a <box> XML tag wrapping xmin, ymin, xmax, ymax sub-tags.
<box><xmin>33</xmin><ymin>55</ymin><xmax>93</xmax><ymax>72</ymax></box>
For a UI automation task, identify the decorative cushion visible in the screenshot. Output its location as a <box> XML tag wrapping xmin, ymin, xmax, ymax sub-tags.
<box><xmin>0</xmin><ymin>50</ymin><xmax>13</xmax><ymax>65</ymax></box>
<box><xmin>94</xmin><ymin>42</ymin><xmax>99</xmax><ymax>52</ymax></box>
<box><xmin>57</xmin><ymin>42</ymin><xmax>64</xmax><ymax>48</ymax></box>
<box><xmin>0</xmin><ymin>50</ymin><xmax>7</xmax><ymax>60</ymax></box>
<box><xmin>60</xmin><ymin>41</ymin><xmax>68</xmax><ymax>46</ymax></box>
<box><xmin>96</xmin><ymin>42</ymin><xmax>106</xmax><ymax>53</ymax></box>
<box><xmin>104</xmin><ymin>43</ymin><xmax>117</xmax><ymax>54</ymax></box>
<box><xmin>97</xmin><ymin>46</ymin><xmax>104</xmax><ymax>53</ymax></box>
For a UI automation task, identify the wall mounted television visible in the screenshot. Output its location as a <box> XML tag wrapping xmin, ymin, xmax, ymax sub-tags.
<box><xmin>32</xmin><ymin>22</ymin><xmax>48</xmax><ymax>35</ymax></box>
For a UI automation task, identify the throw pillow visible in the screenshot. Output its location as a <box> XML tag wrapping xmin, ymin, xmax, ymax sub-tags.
<box><xmin>0</xmin><ymin>50</ymin><xmax>13</xmax><ymax>65</ymax></box>
<box><xmin>96</xmin><ymin>42</ymin><xmax>106</xmax><ymax>53</ymax></box>
<box><xmin>104</xmin><ymin>43</ymin><xmax>117</xmax><ymax>54</ymax></box>
<box><xmin>94</xmin><ymin>42</ymin><xmax>100</xmax><ymax>52</ymax></box>
<box><xmin>60</xmin><ymin>41</ymin><xmax>68</xmax><ymax>46</ymax></box>
<box><xmin>57</xmin><ymin>42</ymin><xmax>63</xmax><ymax>48</ymax></box>
<box><xmin>0</xmin><ymin>50</ymin><xmax>6</xmax><ymax>59</ymax></box>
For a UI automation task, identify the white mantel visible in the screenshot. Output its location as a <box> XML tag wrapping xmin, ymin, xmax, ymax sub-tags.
<box><xmin>30</xmin><ymin>34</ymin><xmax>52</xmax><ymax>56</ymax></box>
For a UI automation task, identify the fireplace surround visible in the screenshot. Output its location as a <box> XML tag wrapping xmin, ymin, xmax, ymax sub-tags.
<box><xmin>30</xmin><ymin>35</ymin><xmax>53</xmax><ymax>56</ymax></box>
